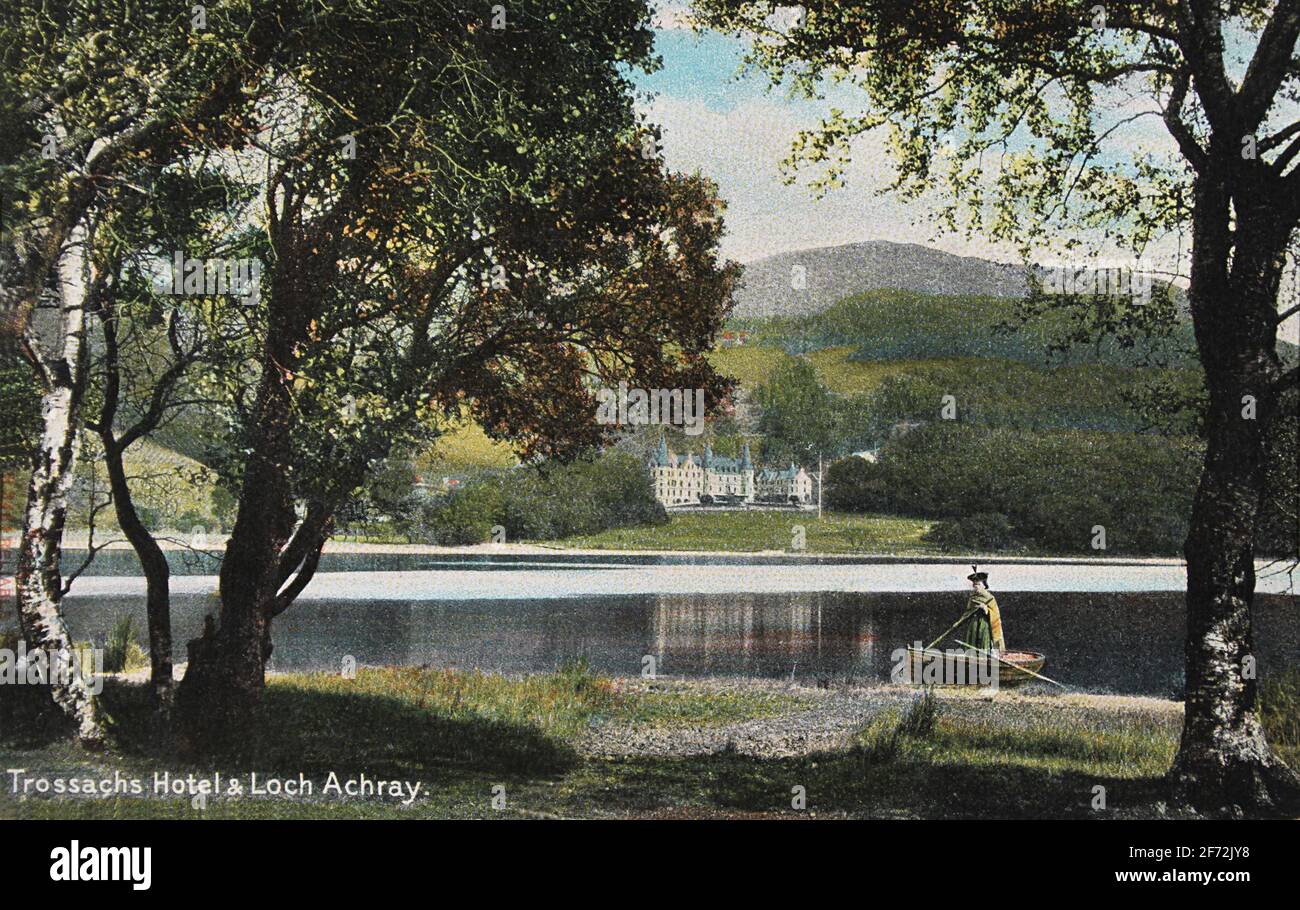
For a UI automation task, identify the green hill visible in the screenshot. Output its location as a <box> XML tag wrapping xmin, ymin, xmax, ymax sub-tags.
<box><xmin>712</xmin><ymin>336</ymin><xmax>1205</xmax><ymax>436</ymax></box>
<box><xmin>728</xmin><ymin>287</ymin><xmax>1204</xmax><ymax>368</ymax></box>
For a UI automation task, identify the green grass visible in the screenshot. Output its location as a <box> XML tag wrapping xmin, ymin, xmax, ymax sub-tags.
<box><xmin>708</xmin><ymin>345</ymin><xmax>794</xmax><ymax>388</ymax></box>
<box><xmin>252</xmin><ymin>665</ymin><xmax>617</xmax><ymax>774</ymax></box>
<box><xmin>551</xmin><ymin>509</ymin><xmax>937</xmax><ymax>554</ymax></box>
<box><xmin>1261</xmin><ymin>668</ymin><xmax>1300</xmax><ymax>770</ymax></box>
<box><xmin>7</xmin><ymin>666</ymin><xmax>1297</xmax><ymax>819</ymax></box>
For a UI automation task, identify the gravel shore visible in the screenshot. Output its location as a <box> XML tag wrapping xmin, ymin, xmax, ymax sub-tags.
<box><xmin>577</xmin><ymin>677</ymin><xmax>1181</xmax><ymax>761</ymax></box>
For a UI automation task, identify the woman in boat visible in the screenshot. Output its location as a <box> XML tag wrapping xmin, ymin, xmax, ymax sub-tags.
<box><xmin>960</xmin><ymin>568</ymin><xmax>1005</xmax><ymax>653</ymax></box>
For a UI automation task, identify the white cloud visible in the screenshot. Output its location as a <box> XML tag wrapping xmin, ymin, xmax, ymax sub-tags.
<box><xmin>642</xmin><ymin>94</ymin><xmax>1026</xmax><ymax>265</ymax></box>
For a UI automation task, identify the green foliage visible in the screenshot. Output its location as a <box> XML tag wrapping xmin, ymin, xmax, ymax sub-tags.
<box><xmin>416</xmin><ymin>481</ymin><xmax>506</xmax><ymax>547</ymax></box>
<box><xmin>753</xmin><ymin>356</ymin><xmax>874</xmax><ymax>460</ymax></box>
<box><xmin>1260</xmin><ymin>670</ymin><xmax>1300</xmax><ymax>771</ymax></box>
<box><xmin>923</xmin><ymin>512</ymin><xmax>1022</xmax><ymax>552</ymax></box>
<box><xmin>823</xmin><ymin>455</ymin><xmax>890</xmax><ymax>513</ymax></box>
<box><xmin>861</xmin><ymin>359</ymin><xmax>1204</xmax><ymax>435</ymax></box>
<box><xmin>827</xmin><ymin>423</ymin><xmax>1203</xmax><ymax>555</ymax></box>
<box><xmin>1259</xmin><ymin>391</ymin><xmax>1300</xmax><ymax>561</ymax></box>
<box><xmin>898</xmin><ymin>688</ymin><xmax>940</xmax><ymax>740</ymax></box>
<box><xmin>689</xmin><ymin>2</ymin><xmax>1221</xmax><ymax>256</ymax></box>
<box><xmin>65</xmin><ymin>439</ymin><xmax>219</xmax><ymax>535</ymax></box>
<box><xmin>725</xmin><ymin>289</ymin><xmax>1210</xmax><ymax>462</ymax></box>
<box><xmin>733</xmin><ymin>289</ymin><xmax>1200</xmax><ymax>368</ymax></box>
<box><xmin>404</xmin><ymin>451</ymin><xmax>667</xmax><ymax>545</ymax></box>
<box><xmin>0</xmin><ymin>356</ymin><xmax>37</xmax><ymax>471</ymax></box>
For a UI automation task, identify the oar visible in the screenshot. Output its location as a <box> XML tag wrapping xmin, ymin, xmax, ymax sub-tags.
<box><xmin>926</xmin><ymin>606</ymin><xmax>981</xmax><ymax>650</ymax></box>
<box><xmin>955</xmin><ymin>639</ymin><xmax>1066</xmax><ymax>688</ymax></box>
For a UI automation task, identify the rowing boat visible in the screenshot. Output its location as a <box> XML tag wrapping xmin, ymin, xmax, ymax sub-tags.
<box><xmin>905</xmin><ymin>646</ymin><xmax>1047</xmax><ymax>687</ymax></box>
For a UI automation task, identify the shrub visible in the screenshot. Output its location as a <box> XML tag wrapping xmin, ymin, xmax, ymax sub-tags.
<box><xmin>416</xmin><ymin>482</ymin><xmax>504</xmax><ymax>546</ymax></box>
<box><xmin>829</xmin><ymin>423</ymin><xmax>1202</xmax><ymax>555</ymax></box>
<box><xmin>406</xmin><ymin>451</ymin><xmax>666</xmax><ymax>544</ymax></box>
<box><xmin>898</xmin><ymin>687</ymin><xmax>940</xmax><ymax>739</ymax></box>
<box><xmin>824</xmin><ymin>454</ymin><xmax>890</xmax><ymax>512</ymax></box>
<box><xmin>103</xmin><ymin>615</ymin><xmax>148</xmax><ymax>673</ymax></box>
<box><xmin>923</xmin><ymin>512</ymin><xmax>1021</xmax><ymax>551</ymax></box>
<box><xmin>176</xmin><ymin>509</ymin><xmax>209</xmax><ymax>535</ymax></box>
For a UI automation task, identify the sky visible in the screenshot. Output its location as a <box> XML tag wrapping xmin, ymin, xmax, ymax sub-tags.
<box><xmin>632</xmin><ymin>13</ymin><xmax>1172</xmax><ymax>267</ymax></box>
<box><xmin>634</xmin><ymin>5</ymin><xmax>1299</xmax><ymax>343</ymax></box>
<box><xmin>634</xmin><ymin>25</ymin><xmax>979</xmax><ymax>266</ymax></box>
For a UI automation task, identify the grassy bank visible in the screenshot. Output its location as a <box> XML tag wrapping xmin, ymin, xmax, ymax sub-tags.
<box><xmin>552</xmin><ymin>510</ymin><xmax>937</xmax><ymax>554</ymax></box>
<box><xmin>5</xmin><ymin>665</ymin><xmax>1295</xmax><ymax>819</ymax></box>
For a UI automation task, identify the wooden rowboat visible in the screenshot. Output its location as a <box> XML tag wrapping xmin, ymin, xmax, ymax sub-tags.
<box><xmin>905</xmin><ymin>646</ymin><xmax>1047</xmax><ymax>688</ymax></box>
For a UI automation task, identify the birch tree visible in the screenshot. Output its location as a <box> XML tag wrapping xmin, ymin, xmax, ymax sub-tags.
<box><xmin>0</xmin><ymin>0</ymin><xmax>305</xmax><ymax>741</ymax></box>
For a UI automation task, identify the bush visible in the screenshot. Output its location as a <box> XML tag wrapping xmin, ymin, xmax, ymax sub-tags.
<box><xmin>824</xmin><ymin>455</ymin><xmax>890</xmax><ymax>512</ymax></box>
<box><xmin>176</xmin><ymin>509</ymin><xmax>209</xmax><ymax>535</ymax></box>
<box><xmin>898</xmin><ymin>687</ymin><xmax>940</xmax><ymax>739</ymax></box>
<box><xmin>416</xmin><ymin>482</ymin><xmax>504</xmax><ymax>546</ymax></box>
<box><xmin>103</xmin><ymin>616</ymin><xmax>148</xmax><ymax>673</ymax></box>
<box><xmin>405</xmin><ymin>451</ymin><xmax>666</xmax><ymax>545</ymax></box>
<box><xmin>828</xmin><ymin>423</ymin><xmax>1202</xmax><ymax>555</ymax></box>
<box><xmin>923</xmin><ymin>512</ymin><xmax>1021</xmax><ymax>551</ymax></box>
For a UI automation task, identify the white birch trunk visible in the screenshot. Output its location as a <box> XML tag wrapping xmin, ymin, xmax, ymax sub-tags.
<box><xmin>14</xmin><ymin>217</ymin><xmax>105</xmax><ymax>745</ymax></box>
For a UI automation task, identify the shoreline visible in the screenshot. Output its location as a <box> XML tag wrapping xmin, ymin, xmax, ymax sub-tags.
<box><xmin>4</xmin><ymin>531</ymin><xmax>1195</xmax><ymax>566</ymax></box>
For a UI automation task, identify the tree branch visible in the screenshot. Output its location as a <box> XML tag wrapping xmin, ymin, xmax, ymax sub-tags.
<box><xmin>1238</xmin><ymin>0</ymin><xmax>1300</xmax><ymax>130</ymax></box>
<box><xmin>1163</xmin><ymin>69</ymin><xmax>1209</xmax><ymax>171</ymax></box>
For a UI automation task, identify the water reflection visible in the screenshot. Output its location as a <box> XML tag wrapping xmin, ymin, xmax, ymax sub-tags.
<box><xmin>53</xmin><ymin>589</ymin><xmax>1299</xmax><ymax>697</ymax></box>
<box><xmin>648</xmin><ymin>593</ymin><xmax>880</xmax><ymax>680</ymax></box>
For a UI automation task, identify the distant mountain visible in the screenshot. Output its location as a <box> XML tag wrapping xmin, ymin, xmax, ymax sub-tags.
<box><xmin>731</xmin><ymin>240</ymin><xmax>1030</xmax><ymax>318</ymax></box>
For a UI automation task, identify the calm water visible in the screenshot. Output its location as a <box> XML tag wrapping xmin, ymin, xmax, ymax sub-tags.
<box><xmin>7</xmin><ymin>549</ymin><xmax>1295</xmax><ymax>696</ymax></box>
<box><xmin>54</xmin><ymin>588</ymin><xmax>1300</xmax><ymax>698</ymax></box>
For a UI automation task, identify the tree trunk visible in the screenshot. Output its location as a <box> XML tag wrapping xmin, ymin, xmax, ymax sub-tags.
<box><xmin>13</xmin><ymin>221</ymin><xmax>105</xmax><ymax>746</ymax></box>
<box><xmin>1170</xmin><ymin>172</ymin><xmax>1300</xmax><ymax>814</ymax></box>
<box><xmin>101</xmin><ymin>439</ymin><xmax>173</xmax><ymax>705</ymax></box>
<box><xmin>175</xmin><ymin>269</ymin><xmax>304</xmax><ymax>755</ymax></box>
<box><xmin>92</xmin><ymin>289</ymin><xmax>177</xmax><ymax>709</ymax></box>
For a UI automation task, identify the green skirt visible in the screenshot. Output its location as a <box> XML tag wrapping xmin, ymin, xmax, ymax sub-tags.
<box><xmin>961</xmin><ymin>613</ymin><xmax>994</xmax><ymax>651</ymax></box>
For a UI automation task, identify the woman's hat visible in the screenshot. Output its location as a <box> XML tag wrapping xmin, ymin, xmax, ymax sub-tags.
<box><xmin>967</xmin><ymin>564</ymin><xmax>989</xmax><ymax>583</ymax></box>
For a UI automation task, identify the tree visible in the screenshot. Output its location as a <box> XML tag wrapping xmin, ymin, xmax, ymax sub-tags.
<box><xmin>695</xmin><ymin>0</ymin><xmax>1300</xmax><ymax>812</ymax></box>
<box><xmin>0</xmin><ymin>0</ymin><xmax>311</xmax><ymax>743</ymax></box>
<box><xmin>754</xmin><ymin>357</ymin><xmax>844</xmax><ymax>461</ymax></box>
<box><xmin>81</xmin><ymin>167</ymin><xmax>247</xmax><ymax>707</ymax></box>
<box><xmin>166</xmin><ymin>1</ymin><xmax>737</xmax><ymax>752</ymax></box>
